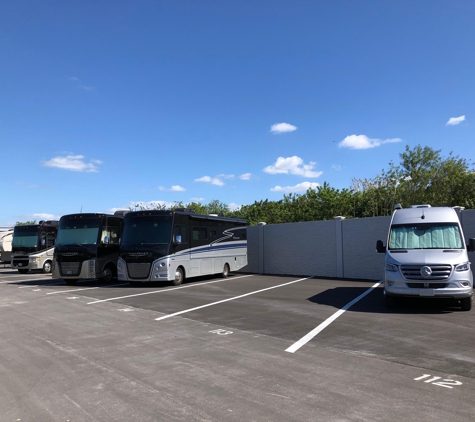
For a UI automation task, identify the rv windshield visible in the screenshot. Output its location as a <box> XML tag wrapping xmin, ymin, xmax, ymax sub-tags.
<box><xmin>12</xmin><ymin>227</ymin><xmax>39</xmax><ymax>248</ymax></box>
<box><xmin>56</xmin><ymin>217</ymin><xmax>101</xmax><ymax>245</ymax></box>
<box><xmin>389</xmin><ymin>223</ymin><xmax>463</xmax><ymax>250</ymax></box>
<box><xmin>121</xmin><ymin>216</ymin><xmax>173</xmax><ymax>245</ymax></box>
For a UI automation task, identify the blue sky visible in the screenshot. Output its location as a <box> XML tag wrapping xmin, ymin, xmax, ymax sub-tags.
<box><xmin>1</xmin><ymin>0</ymin><xmax>474</xmax><ymax>226</ymax></box>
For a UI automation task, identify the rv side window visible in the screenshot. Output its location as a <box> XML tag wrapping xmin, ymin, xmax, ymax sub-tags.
<box><xmin>192</xmin><ymin>227</ymin><xmax>207</xmax><ymax>240</ymax></box>
<box><xmin>46</xmin><ymin>233</ymin><xmax>55</xmax><ymax>248</ymax></box>
<box><xmin>101</xmin><ymin>226</ymin><xmax>120</xmax><ymax>245</ymax></box>
<box><xmin>173</xmin><ymin>226</ymin><xmax>188</xmax><ymax>244</ymax></box>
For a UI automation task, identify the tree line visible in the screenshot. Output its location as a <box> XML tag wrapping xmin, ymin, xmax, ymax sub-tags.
<box><xmin>139</xmin><ymin>144</ymin><xmax>475</xmax><ymax>225</ymax></box>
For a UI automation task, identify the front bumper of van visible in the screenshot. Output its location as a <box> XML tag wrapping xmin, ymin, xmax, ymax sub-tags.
<box><xmin>384</xmin><ymin>270</ymin><xmax>474</xmax><ymax>299</ymax></box>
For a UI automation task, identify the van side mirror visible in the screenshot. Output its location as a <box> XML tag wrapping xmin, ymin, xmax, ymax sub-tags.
<box><xmin>468</xmin><ymin>238</ymin><xmax>475</xmax><ymax>252</ymax></box>
<box><xmin>376</xmin><ymin>240</ymin><xmax>386</xmax><ymax>253</ymax></box>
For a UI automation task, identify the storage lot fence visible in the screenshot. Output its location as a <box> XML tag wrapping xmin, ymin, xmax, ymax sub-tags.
<box><xmin>244</xmin><ymin>209</ymin><xmax>475</xmax><ymax>281</ymax></box>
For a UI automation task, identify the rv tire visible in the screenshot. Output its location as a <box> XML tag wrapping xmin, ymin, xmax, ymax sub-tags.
<box><xmin>221</xmin><ymin>263</ymin><xmax>230</xmax><ymax>278</ymax></box>
<box><xmin>43</xmin><ymin>260</ymin><xmax>52</xmax><ymax>273</ymax></box>
<box><xmin>100</xmin><ymin>266</ymin><xmax>114</xmax><ymax>283</ymax></box>
<box><xmin>173</xmin><ymin>267</ymin><xmax>184</xmax><ymax>286</ymax></box>
<box><xmin>18</xmin><ymin>269</ymin><xmax>29</xmax><ymax>274</ymax></box>
<box><xmin>460</xmin><ymin>297</ymin><xmax>472</xmax><ymax>312</ymax></box>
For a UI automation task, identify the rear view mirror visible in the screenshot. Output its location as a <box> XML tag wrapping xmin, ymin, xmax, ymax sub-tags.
<box><xmin>376</xmin><ymin>240</ymin><xmax>386</xmax><ymax>253</ymax></box>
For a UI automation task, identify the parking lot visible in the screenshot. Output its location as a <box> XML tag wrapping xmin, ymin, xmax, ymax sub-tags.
<box><xmin>0</xmin><ymin>267</ymin><xmax>474</xmax><ymax>422</ymax></box>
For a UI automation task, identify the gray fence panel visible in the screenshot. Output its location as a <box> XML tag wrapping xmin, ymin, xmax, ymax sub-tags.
<box><xmin>342</xmin><ymin>216</ymin><xmax>391</xmax><ymax>280</ymax></box>
<box><xmin>262</xmin><ymin>220</ymin><xmax>337</xmax><ymax>277</ymax></box>
<box><xmin>243</xmin><ymin>209</ymin><xmax>475</xmax><ymax>281</ymax></box>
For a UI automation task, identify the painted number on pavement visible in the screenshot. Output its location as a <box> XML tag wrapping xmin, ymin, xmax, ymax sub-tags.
<box><xmin>414</xmin><ymin>374</ymin><xmax>462</xmax><ymax>389</ymax></box>
<box><xmin>209</xmin><ymin>329</ymin><xmax>233</xmax><ymax>335</ymax></box>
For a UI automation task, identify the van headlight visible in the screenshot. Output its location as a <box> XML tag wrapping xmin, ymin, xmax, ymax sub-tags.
<box><xmin>455</xmin><ymin>262</ymin><xmax>470</xmax><ymax>272</ymax></box>
<box><xmin>385</xmin><ymin>263</ymin><xmax>398</xmax><ymax>272</ymax></box>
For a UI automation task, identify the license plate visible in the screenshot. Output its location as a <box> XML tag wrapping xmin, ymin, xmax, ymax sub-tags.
<box><xmin>420</xmin><ymin>289</ymin><xmax>435</xmax><ymax>297</ymax></box>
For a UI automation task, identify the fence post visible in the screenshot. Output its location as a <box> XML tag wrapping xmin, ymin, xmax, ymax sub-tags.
<box><xmin>258</xmin><ymin>222</ymin><xmax>266</xmax><ymax>274</ymax></box>
<box><xmin>334</xmin><ymin>216</ymin><xmax>345</xmax><ymax>278</ymax></box>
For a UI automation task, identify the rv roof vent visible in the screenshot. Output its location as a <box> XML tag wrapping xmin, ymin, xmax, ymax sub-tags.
<box><xmin>114</xmin><ymin>210</ymin><xmax>129</xmax><ymax>216</ymax></box>
<box><xmin>394</xmin><ymin>203</ymin><xmax>403</xmax><ymax>210</ymax></box>
<box><xmin>410</xmin><ymin>204</ymin><xmax>431</xmax><ymax>208</ymax></box>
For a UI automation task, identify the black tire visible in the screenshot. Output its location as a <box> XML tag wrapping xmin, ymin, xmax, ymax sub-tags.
<box><xmin>42</xmin><ymin>260</ymin><xmax>52</xmax><ymax>274</ymax></box>
<box><xmin>221</xmin><ymin>263</ymin><xmax>230</xmax><ymax>278</ymax></box>
<box><xmin>173</xmin><ymin>267</ymin><xmax>184</xmax><ymax>286</ymax></box>
<box><xmin>18</xmin><ymin>269</ymin><xmax>29</xmax><ymax>274</ymax></box>
<box><xmin>100</xmin><ymin>266</ymin><xmax>114</xmax><ymax>282</ymax></box>
<box><xmin>65</xmin><ymin>279</ymin><xmax>79</xmax><ymax>286</ymax></box>
<box><xmin>460</xmin><ymin>297</ymin><xmax>472</xmax><ymax>312</ymax></box>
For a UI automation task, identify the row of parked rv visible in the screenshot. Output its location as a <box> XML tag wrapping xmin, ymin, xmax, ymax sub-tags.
<box><xmin>1</xmin><ymin>205</ymin><xmax>473</xmax><ymax>311</ymax></box>
<box><xmin>0</xmin><ymin>210</ymin><xmax>248</xmax><ymax>286</ymax></box>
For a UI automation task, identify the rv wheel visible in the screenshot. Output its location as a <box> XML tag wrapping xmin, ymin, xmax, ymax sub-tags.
<box><xmin>43</xmin><ymin>261</ymin><xmax>52</xmax><ymax>273</ymax></box>
<box><xmin>173</xmin><ymin>267</ymin><xmax>184</xmax><ymax>286</ymax></box>
<box><xmin>18</xmin><ymin>269</ymin><xmax>29</xmax><ymax>274</ymax></box>
<box><xmin>100</xmin><ymin>266</ymin><xmax>114</xmax><ymax>283</ymax></box>
<box><xmin>460</xmin><ymin>297</ymin><xmax>472</xmax><ymax>312</ymax></box>
<box><xmin>221</xmin><ymin>263</ymin><xmax>230</xmax><ymax>278</ymax></box>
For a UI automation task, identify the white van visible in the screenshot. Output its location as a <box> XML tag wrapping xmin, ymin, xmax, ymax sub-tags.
<box><xmin>376</xmin><ymin>205</ymin><xmax>475</xmax><ymax>311</ymax></box>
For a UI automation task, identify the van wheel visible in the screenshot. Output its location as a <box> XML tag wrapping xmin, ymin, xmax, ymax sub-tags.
<box><xmin>18</xmin><ymin>269</ymin><xmax>29</xmax><ymax>274</ymax></box>
<box><xmin>173</xmin><ymin>267</ymin><xmax>184</xmax><ymax>286</ymax></box>
<box><xmin>43</xmin><ymin>261</ymin><xmax>52</xmax><ymax>273</ymax></box>
<box><xmin>221</xmin><ymin>263</ymin><xmax>230</xmax><ymax>278</ymax></box>
<box><xmin>100</xmin><ymin>266</ymin><xmax>114</xmax><ymax>282</ymax></box>
<box><xmin>460</xmin><ymin>297</ymin><xmax>472</xmax><ymax>311</ymax></box>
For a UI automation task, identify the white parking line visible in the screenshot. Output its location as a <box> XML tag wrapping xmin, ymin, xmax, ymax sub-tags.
<box><xmin>285</xmin><ymin>281</ymin><xmax>382</xmax><ymax>353</ymax></box>
<box><xmin>155</xmin><ymin>276</ymin><xmax>312</xmax><ymax>321</ymax></box>
<box><xmin>87</xmin><ymin>274</ymin><xmax>255</xmax><ymax>304</ymax></box>
<box><xmin>46</xmin><ymin>283</ymin><xmax>129</xmax><ymax>295</ymax></box>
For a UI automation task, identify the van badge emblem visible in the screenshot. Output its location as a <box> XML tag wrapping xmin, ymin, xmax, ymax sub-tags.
<box><xmin>421</xmin><ymin>266</ymin><xmax>432</xmax><ymax>277</ymax></box>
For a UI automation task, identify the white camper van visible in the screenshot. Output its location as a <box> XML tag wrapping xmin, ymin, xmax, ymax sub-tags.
<box><xmin>376</xmin><ymin>205</ymin><xmax>475</xmax><ymax>311</ymax></box>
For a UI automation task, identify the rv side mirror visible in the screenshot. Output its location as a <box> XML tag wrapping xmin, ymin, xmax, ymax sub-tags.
<box><xmin>103</xmin><ymin>236</ymin><xmax>110</xmax><ymax>245</ymax></box>
<box><xmin>376</xmin><ymin>240</ymin><xmax>386</xmax><ymax>253</ymax></box>
<box><xmin>174</xmin><ymin>235</ymin><xmax>182</xmax><ymax>245</ymax></box>
<box><xmin>468</xmin><ymin>238</ymin><xmax>475</xmax><ymax>252</ymax></box>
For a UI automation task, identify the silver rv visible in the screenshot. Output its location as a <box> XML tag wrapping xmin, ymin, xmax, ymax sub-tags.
<box><xmin>376</xmin><ymin>205</ymin><xmax>475</xmax><ymax>311</ymax></box>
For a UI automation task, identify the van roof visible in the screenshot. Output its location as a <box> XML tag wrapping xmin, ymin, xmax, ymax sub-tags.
<box><xmin>392</xmin><ymin>206</ymin><xmax>459</xmax><ymax>225</ymax></box>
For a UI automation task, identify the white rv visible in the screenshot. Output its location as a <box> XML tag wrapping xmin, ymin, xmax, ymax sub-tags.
<box><xmin>11</xmin><ymin>220</ymin><xmax>59</xmax><ymax>273</ymax></box>
<box><xmin>0</xmin><ymin>229</ymin><xmax>13</xmax><ymax>263</ymax></box>
<box><xmin>118</xmin><ymin>210</ymin><xmax>247</xmax><ymax>285</ymax></box>
<box><xmin>377</xmin><ymin>205</ymin><xmax>475</xmax><ymax>311</ymax></box>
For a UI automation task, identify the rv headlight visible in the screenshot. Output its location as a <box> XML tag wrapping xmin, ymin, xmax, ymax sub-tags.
<box><xmin>455</xmin><ymin>262</ymin><xmax>470</xmax><ymax>272</ymax></box>
<box><xmin>385</xmin><ymin>263</ymin><xmax>398</xmax><ymax>272</ymax></box>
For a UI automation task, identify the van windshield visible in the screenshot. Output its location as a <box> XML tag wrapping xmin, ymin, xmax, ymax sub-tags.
<box><xmin>389</xmin><ymin>223</ymin><xmax>463</xmax><ymax>250</ymax></box>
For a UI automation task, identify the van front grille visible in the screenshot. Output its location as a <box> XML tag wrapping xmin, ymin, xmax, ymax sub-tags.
<box><xmin>400</xmin><ymin>265</ymin><xmax>452</xmax><ymax>280</ymax></box>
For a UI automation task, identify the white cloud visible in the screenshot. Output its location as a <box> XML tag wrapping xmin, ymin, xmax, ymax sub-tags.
<box><xmin>190</xmin><ymin>197</ymin><xmax>205</xmax><ymax>202</ymax></box>
<box><xmin>332</xmin><ymin>165</ymin><xmax>342</xmax><ymax>171</ymax></box>
<box><xmin>158</xmin><ymin>185</ymin><xmax>186</xmax><ymax>192</ymax></box>
<box><xmin>228</xmin><ymin>203</ymin><xmax>241</xmax><ymax>211</ymax></box>
<box><xmin>338</xmin><ymin>134</ymin><xmax>402</xmax><ymax>150</ymax></box>
<box><xmin>195</xmin><ymin>174</ymin><xmax>234</xmax><ymax>186</ymax></box>
<box><xmin>239</xmin><ymin>173</ymin><xmax>251</xmax><ymax>180</ymax></box>
<box><xmin>27</xmin><ymin>213</ymin><xmax>60</xmax><ymax>221</ymax></box>
<box><xmin>68</xmin><ymin>76</ymin><xmax>79</xmax><ymax>81</ymax></box>
<box><xmin>263</xmin><ymin>156</ymin><xmax>322</xmax><ymax>178</ymax></box>
<box><xmin>271</xmin><ymin>181</ymin><xmax>320</xmax><ymax>193</ymax></box>
<box><xmin>446</xmin><ymin>115</ymin><xmax>465</xmax><ymax>126</ymax></box>
<box><xmin>78</xmin><ymin>85</ymin><xmax>96</xmax><ymax>91</ymax></box>
<box><xmin>43</xmin><ymin>155</ymin><xmax>101</xmax><ymax>172</ymax></box>
<box><xmin>270</xmin><ymin>122</ymin><xmax>297</xmax><ymax>134</ymax></box>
